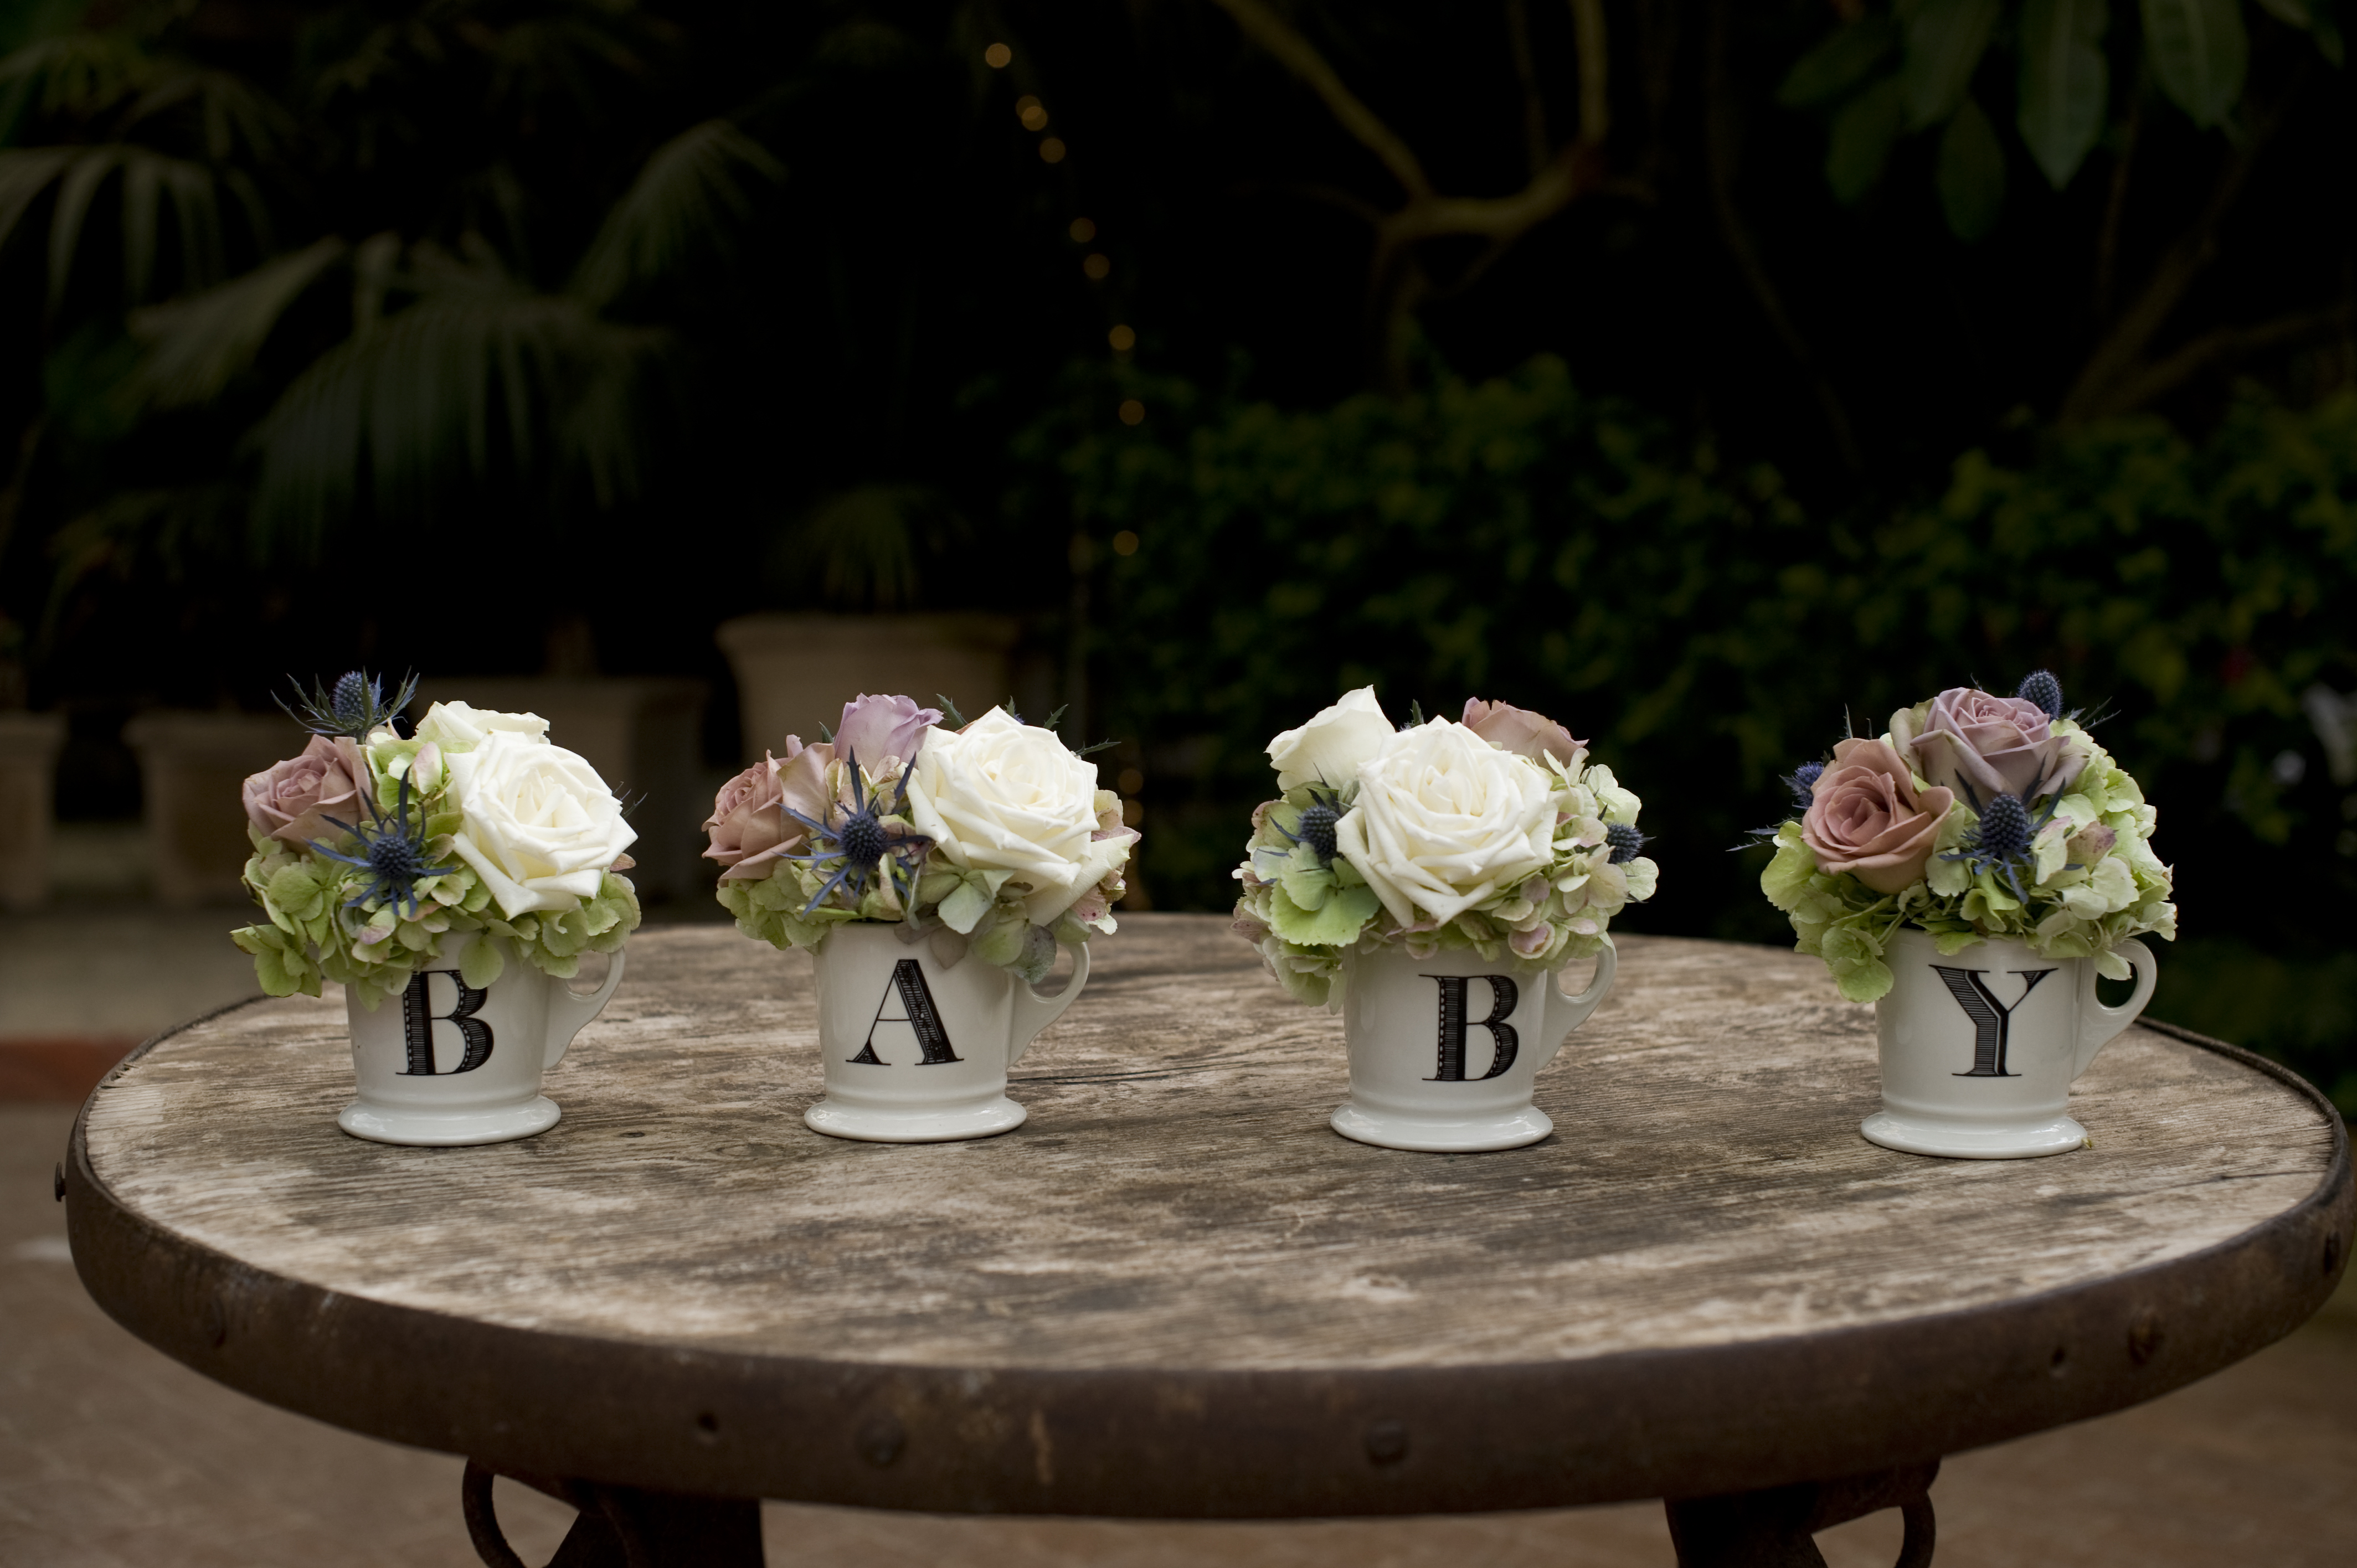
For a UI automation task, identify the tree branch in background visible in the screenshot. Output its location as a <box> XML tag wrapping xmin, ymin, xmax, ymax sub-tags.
<box><xmin>2094</xmin><ymin>302</ymin><xmax>2354</xmax><ymax>413</ymax></box>
<box><xmin>1571</xmin><ymin>0</ymin><xmax>1610</xmax><ymax>146</ymax></box>
<box><xmin>1210</xmin><ymin>0</ymin><xmax>1629</xmax><ymax>391</ymax></box>
<box><xmin>1703</xmin><ymin>0</ymin><xmax>1864</xmax><ymax>476</ymax></box>
<box><xmin>2091</xmin><ymin>60</ymin><xmax>2145</xmax><ymax>326</ymax></box>
<box><xmin>1505</xmin><ymin>0</ymin><xmax>1551</xmax><ymax>178</ymax></box>
<box><xmin>1210</xmin><ymin>0</ymin><xmax>1432</xmax><ymax>200</ymax></box>
<box><xmin>2061</xmin><ymin>60</ymin><xmax>2305</xmax><ymax>425</ymax></box>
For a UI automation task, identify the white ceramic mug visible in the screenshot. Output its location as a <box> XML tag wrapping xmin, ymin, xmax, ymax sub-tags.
<box><xmin>1331</xmin><ymin>942</ymin><xmax>1619</xmax><ymax>1152</ymax></box>
<box><xmin>804</xmin><ymin>922</ymin><xmax>1090</xmax><ymax>1143</ymax></box>
<box><xmin>1861</xmin><ymin>926</ymin><xmax>2157</xmax><ymax>1160</ymax></box>
<box><xmin>339</xmin><ymin>933</ymin><xmax>626</xmax><ymax>1147</ymax></box>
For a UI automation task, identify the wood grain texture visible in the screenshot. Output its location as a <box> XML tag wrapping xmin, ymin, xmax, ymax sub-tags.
<box><xmin>80</xmin><ymin>917</ymin><xmax>2338</xmax><ymax>1375</ymax></box>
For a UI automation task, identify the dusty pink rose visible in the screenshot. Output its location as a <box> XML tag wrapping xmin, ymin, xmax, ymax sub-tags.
<box><xmin>1910</xmin><ymin>687</ymin><xmax>2085</xmax><ymax>805</ymax></box>
<box><xmin>832</xmin><ymin>693</ymin><xmax>940</xmax><ymax>773</ymax></box>
<box><xmin>1802</xmin><ymin>738</ymin><xmax>1957</xmax><ymax>895</ymax></box>
<box><xmin>1461</xmin><ymin>698</ymin><xmax>1586</xmax><ymax>767</ymax></box>
<box><xmin>243</xmin><ymin>736</ymin><xmax>368</xmax><ymax>848</ymax></box>
<box><xmin>703</xmin><ymin>739</ymin><xmax>822</xmax><ymax>883</ymax></box>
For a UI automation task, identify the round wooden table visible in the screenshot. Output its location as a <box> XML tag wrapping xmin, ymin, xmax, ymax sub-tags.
<box><xmin>65</xmin><ymin>916</ymin><xmax>2351</xmax><ymax>1568</ymax></box>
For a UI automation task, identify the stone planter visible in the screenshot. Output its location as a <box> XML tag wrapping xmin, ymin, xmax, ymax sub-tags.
<box><xmin>0</xmin><ymin>711</ymin><xmax>66</xmax><ymax>910</ymax></box>
<box><xmin>121</xmin><ymin>711</ymin><xmax>306</xmax><ymax>907</ymax></box>
<box><xmin>414</xmin><ymin>678</ymin><xmax>708</xmax><ymax>903</ymax></box>
<box><xmin>716</xmin><ymin>613</ymin><xmax>1020</xmax><ymax>762</ymax></box>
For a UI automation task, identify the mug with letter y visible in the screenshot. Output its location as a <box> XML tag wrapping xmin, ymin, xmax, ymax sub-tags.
<box><xmin>1861</xmin><ymin>927</ymin><xmax>2157</xmax><ymax>1159</ymax></box>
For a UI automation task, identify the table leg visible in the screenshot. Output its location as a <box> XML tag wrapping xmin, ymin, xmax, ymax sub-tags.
<box><xmin>1663</xmin><ymin>1460</ymin><xmax>1937</xmax><ymax>1568</ymax></box>
<box><xmin>463</xmin><ymin>1459</ymin><xmax>765</xmax><ymax>1567</ymax></box>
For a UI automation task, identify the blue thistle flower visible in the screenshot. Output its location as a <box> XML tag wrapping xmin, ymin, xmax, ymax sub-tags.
<box><xmin>780</xmin><ymin>749</ymin><xmax>934</xmax><ymax>915</ymax></box>
<box><xmin>1783</xmin><ymin>761</ymin><xmax>1824</xmax><ymax>814</ymax></box>
<box><xmin>1273</xmin><ymin>783</ymin><xmax>1346</xmax><ymax>864</ymax></box>
<box><xmin>2016</xmin><ymin>670</ymin><xmax>2064</xmax><ymax>719</ymax></box>
<box><xmin>1605</xmin><ymin>822</ymin><xmax>1647</xmax><ymax>865</ymax></box>
<box><xmin>309</xmin><ymin>770</ymin><xmax>455</xmax><ymax>920</ymax></box>
<box><xmin>1939</xmin><ymin>790</ymin><xmax>2059</xmax><ymax>905</ymax></box>
<box><xmin>280</xmin><ymin>669</ymin><xmax>418</xmax><ymax>741</ymax></box>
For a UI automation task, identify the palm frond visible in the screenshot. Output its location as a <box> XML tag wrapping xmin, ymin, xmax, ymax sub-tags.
<box><xmin>0</xmin><ymin>146</ymin><xmax>74</xmax><ymax>255</ymax></box>
<box><xmin>248</xmin><ymin>238</ymin><xmax>668</xmax><ymax>552</ymax></box>
<box><xmin>1</xmin><ymin>144</ymin><xmax>238</xmax><ymax>310</ymax></box>
<box><xmin>570</xmin><ymin>118</ymin><xmax>781</xmax><ymax>308</ymax></box>
<box><xmin>124</xmin><ymin>236</ymin><xmax>348</xmax><ymax>409</ymax></box>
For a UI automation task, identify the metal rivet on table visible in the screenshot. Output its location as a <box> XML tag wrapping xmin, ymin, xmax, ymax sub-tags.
<box><xmin>857</xmin><ymin>1413</ymin><xmax>905</xmax><ymax>1467</ymax></box>
<box><xmin>2126</xmin><ymin>1314</ymin><xmax>2164</xmax><ymax>1366</ymax></box>
<box><xmin>1363</xmin><ymin>1419</ymin><xmax>1408</xmax><ymax>1465</ymax></box>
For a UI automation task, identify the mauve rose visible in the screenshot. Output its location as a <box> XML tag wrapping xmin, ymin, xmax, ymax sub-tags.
<box><xmin>1908</xmin><ymin>687</ymin><xmax>2084</xmax><ymax>805</ymax></box>
<box><xmin>832</xmin><ymin>693</ymin><xmax>940</xmax><ymax>773</ymax></box>
<box><xmin>1461</xmin><ymin>699</ymin><xmax>1586</xmax><ymax>767</ymax></box>
<box><xmin>703</xmin><ymin>739</ymin><xmax>819</xmax><ymax>883</ymax></box>
<box><xmin>243</xmin><ymin>736</ymin><xmax>368</xmax><ymax>848</ymax></box>
<box><xmin>1802</xmin><ymin>738</ymin><xmax>1956</xmax><ymax>895</ymax></box>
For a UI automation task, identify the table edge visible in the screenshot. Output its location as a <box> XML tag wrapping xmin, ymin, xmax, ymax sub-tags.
<box><xmin>66</xmin><ymin>984</ymin><xmax>2354</xmax><ymax>1518</ymax></box>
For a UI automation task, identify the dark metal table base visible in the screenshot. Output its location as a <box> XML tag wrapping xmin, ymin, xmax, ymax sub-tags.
<box><xmin>461</xmin><ymin>1456</ymin><xmax>1936</xmax><ymax>1568</ymax></box>
<box><xmin>464</xmin><ymin>1461</ymin><xmax>764</xmax><ymax>1568</ymax></box>
<box><xmin>1666</xmin><ymin>1462</ymin><xmax>1938</xmax><ymax>1567</ymax></box>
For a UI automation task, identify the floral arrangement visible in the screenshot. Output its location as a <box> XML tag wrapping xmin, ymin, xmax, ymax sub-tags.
<box><xmin>1231</xmin><ymin>689</ymin><xmax>1656</xmax><ymax>1008</ymax></box>
<box><xmin>233</xmin><ymin>673</ymin><xmax>642</xmax><ymax>1009</ymax></box>
<box><xmin>1759</xmin><ymin>672</ymin><xmax>2175</xmax><ymax>1003</ymax></box>
<box><xmin>703</xmin><ymin>692</ymin><xmax>1138</xmax><ymax>983</ymax></box>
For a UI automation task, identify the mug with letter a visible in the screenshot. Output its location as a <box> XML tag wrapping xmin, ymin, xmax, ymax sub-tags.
<box><xmin>339</xmin><ymin>933</ymin><xmax>627</xmax><ymax>1147</ymax></box>
<box><xmin>1861</xmin><ymin>926</ymin><xmax>2157</xmax><ymax>1159</ymax></box>
<box><xmin>1331</xmin><ymin>941</ymin><xmax>1619</xmax><ymax>1152</ymax></box>
<box><xmin>804</xmin><ymin>922</ymin><xmax>1090</xmax><ymax>1143</ymax></box>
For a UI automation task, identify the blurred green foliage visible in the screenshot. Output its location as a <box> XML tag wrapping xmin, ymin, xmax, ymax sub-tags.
<box><xmin>1024</xmin><ymin>354</ymin><xmax>2357</xmax><ymax>1102</ymax></box>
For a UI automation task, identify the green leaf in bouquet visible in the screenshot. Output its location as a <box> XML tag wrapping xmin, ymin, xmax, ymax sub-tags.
<box><xmin>538</xmin><ymin>907</ymin><xmax>589</xmax><ymax>958</ymax></box>
<box><xmin>265</xmin><ymin>860</ymin><xmax>330</xmax><ymax>922</ymax></box>
<box><xmin>459</xmin><ymin>933</ymin><xmax>506</xmax><ymax>989</ymax></box>
<box><xmin>1268</xmin><ymin>881</ymin><xmax>1380</xmax><ymax>947</ymax></box>
<box><xmin>1902</xmin><ymin>0</ymin><xmax>2001</xmax><ymax>131</ymax></box>
<box><xmin>1760</xmin><ymin>825</ymin><xmax>1818</xmax><ymax>910</ymax></box>
<box><xmin>969</xmin><ymin>910</ymin><xmax>1028</xmax><ymax>968</ymax></box>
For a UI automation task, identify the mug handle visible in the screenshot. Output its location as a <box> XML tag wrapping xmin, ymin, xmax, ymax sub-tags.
<box><xmin>1537</xmin><ymin>943</ymin><xmax>1618</xmax><ymax>1071</ymax></box>
<box><xmin>1007</xmin><ymin>942</ymin><xmax>1090</xmax><ymax>1067</ymax></box>
<box><xmin>2073</xmin><ymin>937</ymin><xmax>2156</xmax><ymax>1081</ymax></box>
<box><xmin>545</xmin><ymin>946</ymin><xmax>628</xmax><ymax>1069</ymax></box>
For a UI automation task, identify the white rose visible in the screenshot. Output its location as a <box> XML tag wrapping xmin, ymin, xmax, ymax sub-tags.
<box><xmin>444</xmin><ymin>730</ymin><xmax>637</xmax><ymax>917</ymax></box>
<box><xmin>1336</xmin><ymin>720</ymin><xmax>1560</xmax><ymax>926</ymax></box>
<box><xmin>414</xmin><ymin>700</ymin><xmax>549</xmax><ymax>750</ymax></box>
<box><xmin>1267</xmin><ymin>686</ymin><xmax>1392</xmax><ymax>791</ymax></box>
<box><xmin>905</xmin><ymin>709</ymin><xmax>1126</xmax><ymax>925</ymax></box>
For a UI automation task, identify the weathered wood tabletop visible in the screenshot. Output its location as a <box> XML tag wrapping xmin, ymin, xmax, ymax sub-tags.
<box><xmin>66</xmin><ymin>915</ymin><xmax>2351</xmax><ymax>1521</ymax></box>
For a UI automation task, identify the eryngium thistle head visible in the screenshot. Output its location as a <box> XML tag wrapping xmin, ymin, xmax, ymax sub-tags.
<box><xmin>1605</xmin><ymin>822</ymin><xmax>1646</xmax><ymax>864</ymax></box>
<box><xmin>281</xmin><ymin>668</ymin><xmax>418</xmax><ymax>740</ymax></box>
<box><xmin>837</xmin><ymin>809</ymin><xmax>889</xmax><ymax>868</ymax></box>
<box><xmin>1783</xmin><ymin>761</ymin><xmax>1824</xmax><ymax>814</ymax></box>
<box><xmin>2017</xmin><ymin>669</ymin><xmax>2064</xmax><ymax>719</ymax></box>
<box><xmin>1295</xmin><ymin>803</ymin><xmax>1340</xmax><ymax>862</ymax></box>
<box><xmin>1975</xmin><ymin>793</ymin><xmax>2032</xmax><ymax>861</ymax></box>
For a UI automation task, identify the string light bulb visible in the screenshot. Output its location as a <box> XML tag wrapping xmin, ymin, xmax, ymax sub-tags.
<box><xmin>1069</xmin><ymin>216</ymin><xmax>1097</xmax><ymax>243</ymax></box>
<box><xmin>1040</xmin><ymin>137</ymin><xmax>1067</xmax><ymax>163</ymax></box>
<box><xmin>984</xmin><ymin>43</ymin><xmax>1011</xmax><ymax>68</ymax></box>
<box><xmin>1108</xmin><ymin>323</ymin><xmax>1135</xmax><ymax>351</ymax></box>
<box><xmin>1083</xmin><ymin>252</ymin><xmax>1110</xmax><ymax>279</ymax></box>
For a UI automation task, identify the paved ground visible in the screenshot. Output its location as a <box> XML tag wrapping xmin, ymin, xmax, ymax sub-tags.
<box><xmin>2</xmin><ymin>901</ymin><xmax>2353</xmax><ymax>1565</ymax></box>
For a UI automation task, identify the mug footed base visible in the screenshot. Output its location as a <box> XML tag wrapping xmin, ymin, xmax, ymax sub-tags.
<box><xmin>337</xmin><ymin>1095</ymin><xmax>562</xmax><ymax>1147</ymax></box>
<box><xmin>1329</xmin><ymin>1101</ymin><xmax>1553</xmax><ymax>1153</ymax></box>
<box><xmin>804</xmin><ymin>1095</ymin><xmax>1027</xmax><ymax>1144</ymax></box>
<box><xmin>1861</xmin><ymin>1109</ymin><xmax>2091</xmax><ymax>1160</ymax></box>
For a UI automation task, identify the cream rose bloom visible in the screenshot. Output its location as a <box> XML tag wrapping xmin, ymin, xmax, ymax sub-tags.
<box><xmin>905</xmin><ymin>709</ymin><xmax>1127</xmax><ymax>925</ymax></box>
<box><xmin>1267</xmin><ymin>686</ymin><xmax>1393</xmax><ymax>791</ymax></box>
<box><xmin>1336</xmin><ymin>720</ymin><xmax>1560</xmax><ymax>926</ymax></box>
<box><xmin>414</xmin><ymin>700</ymin><xmax>550</xmax><ymax>749</ymax></box>
<box><xmin>444</xmin><ymin>729</ymin><xmax>637</xmax><ymax>916</ymax></box>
